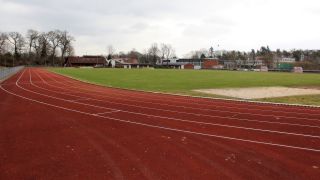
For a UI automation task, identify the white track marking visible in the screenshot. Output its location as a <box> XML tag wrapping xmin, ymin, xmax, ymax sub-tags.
<box><xmin>0</xmin><ymin>72</ymin><xmax>319</xmax><ymax>152</ymax></box>
<box><xmin>48</xmin><ymin>70</ymin><xmax>320</xmax><ymax>115</ymax></box>
<box><xmin>35</xmin><ymin>70</ymin><xmax>320</xmax><ymax>128</ymax></box>
<box><xmin>13</xmin><ymin>69</ymin><xmax>320</xmax><ymax>139</ymax></box>
<box><xmin>69</xmin><ymin>97</ymin><xmax>94</xmax><ymax>102</ymax></box>
<box><xmin>24</xmin><ymin>69</ymin><xmax>117</xmax><ymax>111</ymax></box>
<box><xmin>33</xmin><ymin>82</ymin><xmax>320</xmax><ymax>131</ymax></box>
<box><xmin>34</xmin><ymin>68</ymin><xmax>320</xmax><ymax>128</ymax></box>
<box><xmin>44</xmin><ymin>71</ymin><xmax>320</xmax><ymax>120</ymax></box>
<box><xmin>94</xmin><ymin>110</ymin><xmax>121</xmax><ymax>115</ymax></box>
<box><xmin>26</xmin><ymin>70</ymin><xmax>320</xmax><ymax>137</ymax></box>
<box><xmin>1</xmin><ymin>82</ymin><xmax>30</xmax><ymax>86</ymax></box>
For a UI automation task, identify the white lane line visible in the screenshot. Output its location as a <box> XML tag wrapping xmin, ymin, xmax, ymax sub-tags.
<box><xmin>1</xmin><ymin>76</ymin><xmax>319</xmax><ymax>152</ymax></box>
<box><xmin>0</xmin><ymin>82</ymin><xmax>30</xmax><ymax>86</ymax></box>
<box><xmin>69</xmin><ymin>97</ymin><xmax>93</xmax><ymax>102</ymax></box>
<box><xmin>26</xmin><ymin>70</ymin><xmax>117</xmax><ymax>112</ymax></box>
<box><xmin>44</xmin><ymin>71</ymin><xmax>320</xmax><ymax>121</ymax></box>
<box><xmin>95</xmin><ymin>110</ymin><xmax>121</xmax><ymax>115</ymax></box>
<box><xmin>47</xmin><ymin>70</ymin><xmax>320</xmax><ymax>115</ymax></box>
<box><xmin>32</xmin><ymin>70</ymin><xmax>320</xmax><ymax>130</ymax></box>
<box><xmin>36</xmin><ymin>70</ymin><xmax>320</xmax><ymax>128</ymax></box>
<box><xmin>15</xmin><ymin>69</ymin><xmax>320</xmax><ymax>139</ymax></box>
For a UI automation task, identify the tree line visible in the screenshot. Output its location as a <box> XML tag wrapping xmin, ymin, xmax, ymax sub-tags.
<box><xmin>107</xmin><ymin>43</ymin><xmax>176</xmax><ymax>65</ymax></box>
<box><xmin>1</xmin><ymin>30</ymin><xmax>319</xmax><ymax>70</ymax></box>
<box><xmin>106</xmin><ymin>44</ymin><xmax>320</xmax><ymax>69</ymax></box>
<box><xmin>0</xmin><ymin>29</ymin><xmax>75</xmax><ymax>67</ymax></box>
<box><xmin>184</xmin><ymin>46</ymin><xmax>320</xmax><ymax>69</ymax></box>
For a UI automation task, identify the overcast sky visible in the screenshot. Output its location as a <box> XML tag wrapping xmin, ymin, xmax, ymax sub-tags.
<box><xmin>1</xmin><ymin>0</ymin><xmax>320</xmax><ymax>56</ymax></box>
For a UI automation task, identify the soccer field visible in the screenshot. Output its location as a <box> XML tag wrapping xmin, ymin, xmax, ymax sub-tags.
<box><xmin>51</xmin><ymin>68</ymin><xmax>320</xmax><ymax>105</ymax></box>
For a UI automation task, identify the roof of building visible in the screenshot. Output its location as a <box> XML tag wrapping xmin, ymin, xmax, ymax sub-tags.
<box><xmin>176</xmin><ymin>58</ymin><xmax>219</xmax><ymax>63</ymax></box>
<box><xmin>203</xmin><ymin>58</ymin><xmax>219</xmax><ymax>61</ymax></box>
<box><xmin>177</xmin><ymin>59</ymin><xmax>204</xmax><ymax>62</ymax></box>
<box><xmin>112</xmin><ymin>58</ymin><xmax>138</xmax><ymax>64</ymax></box>
<box><xmin>83</xmin><ymin>55</ymin><xmax>105</xmax><ymax>58</ymax></box>
<box><xmin>65</xmin><ymin>56</ymin><xmax>106</xmax><ymax>64</ymax></box>
<box><xmin>159</xmin><ymin>62</ymin><xmax>197</xmax><ymax>66</ymax></box>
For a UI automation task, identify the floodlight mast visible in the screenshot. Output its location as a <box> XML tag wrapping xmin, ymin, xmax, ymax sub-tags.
<box><xmin>209</xmin><ymin>46</ymin><xmax>214</xmax><ymax>58</ymax></box>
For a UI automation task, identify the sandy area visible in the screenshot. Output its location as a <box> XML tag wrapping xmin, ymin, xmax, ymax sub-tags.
<box><xmin>194</xmin><ymin>87</ymin><xmax>320</xmax><ymax>99</ymax></box>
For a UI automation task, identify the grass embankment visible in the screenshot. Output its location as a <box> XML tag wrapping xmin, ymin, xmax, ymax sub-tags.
<box><xmin>50</xmin><ymin>68</ymin><xmax>320</xmax><ymax>106</ymax></box>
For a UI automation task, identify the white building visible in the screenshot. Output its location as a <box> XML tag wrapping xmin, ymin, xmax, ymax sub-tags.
<box><xmin>244</xmin><ymin>59</ymin><xmax>263</xmax><ymax>66</ymax></box>
<box><xmin>157</xmin><ymin>58</ymin><xmax>178</xmax><ymax>65</ymax></box>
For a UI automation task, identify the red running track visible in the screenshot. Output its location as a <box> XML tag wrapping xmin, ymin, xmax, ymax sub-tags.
<box><xmin>0</xmin><ymin>68</ymin><xmax>320</xmax><ymax>179</ymax></box>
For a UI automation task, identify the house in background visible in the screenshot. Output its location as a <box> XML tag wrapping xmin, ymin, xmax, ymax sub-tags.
<box><xmin>202</xmin><ymin>58</ymin><xmax>220</xmax><ymax>69</ymax></box>
<box><xmin>110</xmin><ymin>58</ymin><xmax>152</xmax><ymax>68</ymax></box>
<box><xmin>156</xmin><ymin>58</ymin><xmax>202</xmax><ymax>69</ymax></box>
<box><xmin>64</xmin><ymin>56</ymin><xmax>106</xmax><ymax>67</ymax></box>
<box><xmin>183</xmin><ymin>64</ymin><xmax>195</xmax><ymax>69</ymax></box>
<box><xmin>111</xmin><ymin>58</ymin><xmax>139</xmax><ymax>65</ymax></box>
<box><xmin>156</xmin><ymin>57</ymin><xmax>220</xmax><ymax>70</ymax></box>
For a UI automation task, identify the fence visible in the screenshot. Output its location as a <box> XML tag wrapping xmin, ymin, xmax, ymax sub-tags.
<box><xmin>0</xmin><ymin>66</ymin><xmax>24</xmax><ymax>81</ymax></box>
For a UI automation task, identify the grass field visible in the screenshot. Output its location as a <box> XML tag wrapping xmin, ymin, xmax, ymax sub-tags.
<box><xmin>51</xmin><ymin>68</ymin><xmax>320</xmax><ymax>106</ymax></box>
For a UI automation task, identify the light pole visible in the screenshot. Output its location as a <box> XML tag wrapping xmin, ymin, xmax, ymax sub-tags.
<box><xmin>209</xmin><ymin>46</ymin><xmax>214</xmax><ymax>58</ymax></box>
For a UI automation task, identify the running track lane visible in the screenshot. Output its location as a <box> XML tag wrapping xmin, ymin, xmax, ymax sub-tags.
<box><xmin>0</xmin><ymin>68</ymin><xmax>319</xmax><ymax>179</ymax></box>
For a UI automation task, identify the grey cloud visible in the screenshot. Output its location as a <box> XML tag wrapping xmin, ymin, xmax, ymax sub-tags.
<box><xmin>121</xmin><ymin>23</ymin><xmax>150</xmax><ymax>33</ymax></box>
<box><xmin>182</xmin><ymin>24</ymin><xmax>230</xmax><ymax>39</ymax></box>
<box><xmin>1</xmin><ymin>0</ymin><xmax>320</xmax><ymax>56</ymax></box>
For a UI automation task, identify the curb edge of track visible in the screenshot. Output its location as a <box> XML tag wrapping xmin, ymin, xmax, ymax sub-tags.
<box><xmin>49</xmin><ymin>69</ymin><xmax>320</xmax><ymax>109</ymax></box>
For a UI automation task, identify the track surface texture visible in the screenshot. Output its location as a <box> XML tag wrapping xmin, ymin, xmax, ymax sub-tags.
<box><xmin>1</xmin><ymin>68</ymin><xmax>320</xmax><ymax>179</ymax></box>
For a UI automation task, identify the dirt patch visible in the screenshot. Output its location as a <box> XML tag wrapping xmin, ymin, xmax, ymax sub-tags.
<box><xmin>194</xmin><ymin>87</ymin><xmax>320</xmax><ymax>99</ymax></box>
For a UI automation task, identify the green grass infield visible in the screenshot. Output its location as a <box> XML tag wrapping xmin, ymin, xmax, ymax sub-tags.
<box><xmin>50</xmin><ymin>68</ymin><xmax>320</xmax><ymax>106</ymax></box>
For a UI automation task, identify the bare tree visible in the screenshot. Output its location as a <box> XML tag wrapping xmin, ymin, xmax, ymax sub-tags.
<box><xmin>139</xmin><ymin>49</ymin><xmax>150</xmax><ymax>64</ymax></box>
<box><xmin>0</xmin><ymin>32</ymin><xmax>8</xmax><ymax>54</ymax></box>
<box><xmin>7</xmin><ymin>32</ymin><xmax>25</xmax><ymax>66</ymax></box>
<box><xmin>148</xmin><ymin>43</ymin><xmax>159</xmax><ymax>65</ymax></box>
<box><xmin>37</xmin><ymin>32</ymin><xmax>51</xmax><ymax>65</ymax></box>
<box><xmin>164</xmin><ymin>44</ymin><xmax>174</xmax><ymax>59</ymax></box>
<box><xmin>107</xmin><ymin>45</ymin><xmax>116</xmax><ymax>60</ymax></box>
<box><xmin>59</xmin><ymin>31</ymin><xmax>75</xmax><ymax>62</ymax></box>
<box><xmin>48</xmin><ymin>30</ymin><xmax>61</xmax><ymax>65</ymax></box>
<box><xmin>185</xmin><ymin>48</ymin><xmax>209</xmax><ymax>59</ymax></box>
<box><xmin>107</xmin><ymin>45</ymin><xmax>115</xmax><ymax>55</ymax></box>
<box><xmin>66</xmin><ymin>44</ymin><xmax>75</xmax><ymax>56</ymax></box>
<box><xmin>0</xmin><ymin>32</ymin><xmax>8</xmax><ymax>66</ymax></box>
<box><xmin>160</xmin><ymin>43</ymin><xmax>175</xmax><ymax>65</ymax></box>
<box><xmin>26</xmin><ymin>29</ymin><xmax>39</xmax><ymax>57</ymax></box>
<box><xmin>0</xmin><ymin>29</ymin><xmax>77</xmax><ymax>66</ymax></box>
<box><xmin>7</xmin><ymin>32</ymin><xmax>25</xmax><ymax>57</ymax></box>
<box><xmin>32</xmin><ymin>37</ymin><xmax>41</xmax><ymax>58</ymax></box>
<box><xmin>159</xmin><ymin>44</ymin><xmax>166</xmax><ymax>61</ymax></box>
